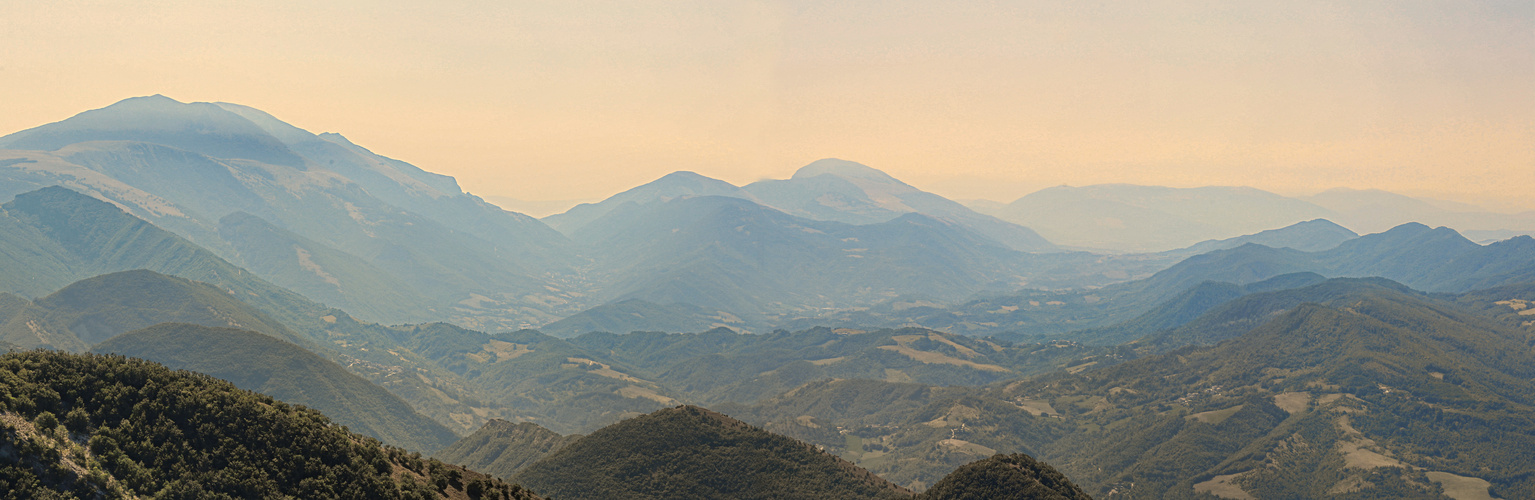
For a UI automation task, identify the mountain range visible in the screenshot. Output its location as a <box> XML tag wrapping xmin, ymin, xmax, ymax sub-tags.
<box><xmin>968</xmin><ymin>184</ymin><xmax>1535</xmax><ymax>252</ymax></box>
<box><xmin>0</xmin><ymin>95</ymin><xmax>574</xmax><ymax>330</ymax></box>
<box><xmin>5</xmin><ymin>95</ymin><xmax>1535</xmax><ymax>500</ymax></box>
<box><xmin>7</xmin><ymin>96</ymin><xmax>1531</xmax><ymax>337</ymax></box>
<box><xmin>794</xmin><ymin>221</ymin><xmax>1535</xmax><ymax>339</ymax></box>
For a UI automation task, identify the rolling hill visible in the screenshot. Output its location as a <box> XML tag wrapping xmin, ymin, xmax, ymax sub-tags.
<box><xmin>719</xmin><ymin>279</ymin><xmax>1535</xmax><ymax>498</ymax></box>
<box><xmin>0</xmin><ymin>269</ymin><xmax>310</xmax><ymax>349</ymax></box>
<box><xmin>917</xmin><ymin>453</ymin><xmax>1091</xmax><ymax>500</ymax></box>
<box><xmin>1005</xmin><ymin>280</ymin><xmax>1535</xmax><ymax>498</ymax></box>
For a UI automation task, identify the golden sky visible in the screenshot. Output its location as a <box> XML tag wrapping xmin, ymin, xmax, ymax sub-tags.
<box><xmin>3</xmin><ymin>1</ymin><xmax>1531</xmax><ymax>211</ymax></box>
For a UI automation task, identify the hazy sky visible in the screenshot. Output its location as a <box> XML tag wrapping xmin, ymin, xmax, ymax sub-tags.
<box><xmin>3</xmin><ymin>1</ymin><xmax>1531</xmax><ymax>210</ymax></box>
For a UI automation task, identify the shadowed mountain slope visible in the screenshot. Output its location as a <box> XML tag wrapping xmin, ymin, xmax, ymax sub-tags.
<box><xmin>93</xmin><ymin>323</ymin><xmax>460</xmax><ymax>453</ymax></box>
<box><xmin>434</xmin><ymin>420</ymin><xmax>579</xmax><ymax>480</ymax></box>
<box><xmin>0</xmin><ymin>96</ymin><xmax>574</xmax><ymax>329</ymax></box>
<box><xmin>0</xmin><ymin>269</ymin><xmax>309</xmax><ymax>351</ymax></box>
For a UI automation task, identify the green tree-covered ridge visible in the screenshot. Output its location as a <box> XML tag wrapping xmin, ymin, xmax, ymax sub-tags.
<box><xmin>0</xmin><ymin>350</ymin><xmax>537</xmax><ymax>500</ymax></box>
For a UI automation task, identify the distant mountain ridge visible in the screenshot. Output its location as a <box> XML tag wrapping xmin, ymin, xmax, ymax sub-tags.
<box><xmin>969</xmin><ymin>183</ymin><xmax>1535</xmax><ymax>252</ymax></box>
<box><xmin>546</xmin><ymin>159</ymin><xmax>1058</xmax><ymax>253</ymax></box>
<box><xmin>789</xmin><ymin>220</ymin><xmax>1535</xmax><ymax>338</ymax></box>
<box><xmin>570</xmin><ymin>195</ymin><xmax>1032</xmax><ymax>319</ymax></box>
<box><xmin>975</xmin><ymin>184</ymin><xmax>1334</xmax><ymax>252</ymax></box>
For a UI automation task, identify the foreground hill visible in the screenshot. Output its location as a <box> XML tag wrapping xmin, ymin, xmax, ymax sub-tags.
<box><xmin>918</xmin><ymin>453</ymin><xmax>1090</xmax><ymax>500</ymax></box>
<box><xmin>0</xmin><ymin>350</ymin><xmax>535</xmax><ymax>499</ymax></box>
<box><xmin>93</xmin><ymin>323</ymin><xmax>460</xmax><ymax>453</ymax></box>
<box><xmin>511</xmin><ymin>405</ymin><xmax>912</xmax><ymax>500</ymax></box>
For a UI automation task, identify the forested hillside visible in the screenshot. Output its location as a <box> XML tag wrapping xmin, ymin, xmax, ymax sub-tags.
<box><xmin>0</xmin><ymin>350</ymin><xmax>536</xmax><ymax>499</ymax></box>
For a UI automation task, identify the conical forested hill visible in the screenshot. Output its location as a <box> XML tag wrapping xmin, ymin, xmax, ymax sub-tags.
<box><xmin>511</xmin><ymin>405</ymin><xmax>912</xmax><ymax>500</ymax></box>
<box><xmin>918</xmin><ymin>453</ymin><xmax>1090</xmax><ymax>500</ymax></box>
<box><xmin>0</xmin><ymin>350</ymin><xmax>537</xmax><ymax>499</ymax></box>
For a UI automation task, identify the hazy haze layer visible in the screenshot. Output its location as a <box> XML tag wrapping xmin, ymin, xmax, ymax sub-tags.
<box><xmin>2</xmin><ymin>0</ymin><xmax>1531</xmax><ymax>210</ymax></box>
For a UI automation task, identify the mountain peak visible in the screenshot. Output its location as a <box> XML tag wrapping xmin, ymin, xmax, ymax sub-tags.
<box><xmin>791</xmin><ymin>158</ymin><xmax>902</xmax><ymax>184</ymax></box>
<box><xmin>653</xmin><ymin>170</ymin><xmax>734</xmax><ymax>187</ymax></box>
<box><xmin>0</xmin><ymin>95</ymin><xmax>305</xmax><ymax>167</ymax></box>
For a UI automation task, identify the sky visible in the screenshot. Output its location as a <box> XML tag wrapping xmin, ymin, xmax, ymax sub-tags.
<box><xmin>2</xmin><ymin>0</ymin><xmax>1532</xmax><ymax>212</ymax></box>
